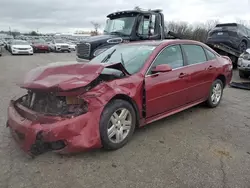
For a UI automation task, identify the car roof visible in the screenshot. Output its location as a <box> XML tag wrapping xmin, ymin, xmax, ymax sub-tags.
<box><xmin>119</xmin><ymin>39</ymin><xmax>206</xmax><ymax>47</ymax></box>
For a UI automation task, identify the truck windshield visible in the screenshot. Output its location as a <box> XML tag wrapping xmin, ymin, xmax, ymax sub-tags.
<box><xmin>88</xmin><ymin>44</ymin><xmax>156</xmax><ymax>74</ymax></box>
<box><xmin>104</xmin><ymin>16</ymin><xmax>136</xmax><ymax>36</ymax></box>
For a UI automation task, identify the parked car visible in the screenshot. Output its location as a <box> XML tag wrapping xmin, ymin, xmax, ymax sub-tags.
<box><xmin>207</xmin><ymin>23</ymin><xmax>250</xmax><ymax>53</ymax></box>
<box><xmin>7</xmin><ymin>40</ymin><xmax>233</xmax><ymax>156</ymax></box>
<box><xmin>9</xmin><ymin>40</ymin><xmax>33</xmax><ymax>55</ymax></box>
<box><xmin>68</xmin><ymin>42</ymin><xmax>76</xmax><ymax>51</ymax></box>
<box><xmin>31</xmin><ymin>40</ymin><xmax>50</xmax><ymax>53</ymax></box>
<box><xmin>6</xmin><ymin>39</ymin><xmax>13</xmax><ymax>51</ymax></box>
<box><xmin>46</xmin><ymin>41</ymin><xmax>55</xmax><ymax>52</ymax></box>
<box><xmin>50</xmin><ymin>39</ymin><xmax>70</xmax><ymax>52</ymax></box>
<box><xmin>237</xmin><ymin>48</ymin><xmax>250</xmax><ymax>78</ymax></box>
<box><xmin>0</xmin><ymin>40</ymin><xmax>4</xmax><ymax>56</ymax></box>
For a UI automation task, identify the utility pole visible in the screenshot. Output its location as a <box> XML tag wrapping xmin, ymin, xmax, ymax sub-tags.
<box><xmin>9</xmin><ymin>26</ymin><xmax>12</xmax><ymax>36</ymax></box>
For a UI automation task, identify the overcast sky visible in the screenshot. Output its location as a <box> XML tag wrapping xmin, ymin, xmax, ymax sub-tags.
<box><xmin>0</xmin><ymin>0</ymin><xmax>250</xmax><ymax>33</ymax></box>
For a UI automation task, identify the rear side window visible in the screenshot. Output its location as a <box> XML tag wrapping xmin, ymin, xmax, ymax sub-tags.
<box><xmin>204</xmin><ymin>48</ymin><xmax>217</xmax><ymax>60</ymax></box>
<box><xmin>181</xmin><ymin>44</ymin><xmax>207</xmax><ymax>65</ymax></box>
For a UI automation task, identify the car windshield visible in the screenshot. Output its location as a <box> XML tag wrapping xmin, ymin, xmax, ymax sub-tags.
<box><xmin>12</xmin><ymin>40</ymin><xmax>29</xmax><ymax>45</ymax></box>
<box><xmin>88</xmin><ymin>44</ymin><xmax>156</xmax><ymax>74</ymax></box>
<box><xmin>104</xmin><ymin>16</ymin><xmax>136</xmax><ymax>36</ymax></box>
<box><xmin>55</xmin><ymin>39</ymin><xmax>65</xmax><ymax>43</ymax></box>
<box><xmin>33</xmin><ymin>40</ymin><xmax>46</xmax><ymax>44</ymax></box>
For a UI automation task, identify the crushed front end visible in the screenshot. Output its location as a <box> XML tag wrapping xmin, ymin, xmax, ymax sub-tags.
<box><xmin>7</xmin><ymin>90</ymin><xmax>103</xmax><ymax>157</ymax></box>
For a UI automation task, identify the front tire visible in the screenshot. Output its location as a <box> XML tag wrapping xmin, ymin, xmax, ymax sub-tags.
<box><xmin>100</xmin><ymin>99</ymin><xmax>136</xmax><ymax>150</ymax></box>
<box><xmin>206</xmin><ymin>79</ymin><xmax>223</xmax><ymax>108</ymax></box>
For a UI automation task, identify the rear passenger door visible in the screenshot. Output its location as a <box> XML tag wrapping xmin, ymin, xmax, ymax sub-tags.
<box><xmin>181</xmin><ymin>44</ymin><xmax>212</xmax><ymax>103</ymax></box>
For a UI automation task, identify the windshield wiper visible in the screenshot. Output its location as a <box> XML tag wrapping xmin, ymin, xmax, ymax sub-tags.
<box><xmin>101</xmin><ymin>49</ymin><xmax>116</xmax><ymax>63</ymax></box>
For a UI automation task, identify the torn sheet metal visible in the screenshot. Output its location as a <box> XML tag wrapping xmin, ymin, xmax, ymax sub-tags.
<box><xmin>7</xmin><ymin>99</ymin><xmax>103</xmax><ymax>156</ymax></box>
<box><xmin>7</xmin><ymin>56</ymin><xmax>146</xmax><ymax>157</ymax></box>
<box><xmin>7</xmin><ymin>70</ymin><xmax>144</xmax><ymax>157</ymax></box>
<box><xmin>18</xmin><ymin>62</ymin><xmax>105</xmax><ymax>91</ymax></box>
<box><xmin>230</xmin><ymin>82</ymin><xmax>250</xmax><ymax>90</ymax></box>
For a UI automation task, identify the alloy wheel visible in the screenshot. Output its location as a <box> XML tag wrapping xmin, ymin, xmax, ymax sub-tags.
<box><xmin>107</xmin><ymin>108</ymin><xmax>132</xmax><ymax>144</ymax></box>
<box><xmin>211</xmin><ymin>83</ymin><xmax>222</xmax><ymax>105</ymax></box>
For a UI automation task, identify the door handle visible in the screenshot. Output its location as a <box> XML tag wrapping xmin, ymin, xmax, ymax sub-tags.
<box><xmin>207</xmin><ymin>65</ymin><xmax>214</xmax><ymax>70</ymax></box>
<box><xmin>179</xmin><ymin>73</ymin><xmax>188</xmax><ymax>78</ymax></box>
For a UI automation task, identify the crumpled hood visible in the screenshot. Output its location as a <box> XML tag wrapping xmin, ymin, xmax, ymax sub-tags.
<box><xmin>18</xmin><ymin>61</ymin><xmax>105</xmax><ymax>91</ymax></box>
<box><xmin>18</xmin><ymin>61</ymin><xmax>129</xmax><ymax>91</ymax></box>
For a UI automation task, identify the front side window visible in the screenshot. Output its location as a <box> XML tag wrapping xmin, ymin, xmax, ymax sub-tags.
<box><xmin>104</xmin><ymin>16</ymin><xmax>136</xmax><ymax>36</ymax></box>
<box><xmin>148</xmin><ymin>45</ymin><xmax>184</xmax><ymax>74</ymax></box>
<box><xmin>204</xmin><ymin>48</ymin><xmax>217</xmax><ymax>60</ymax></box>
<box><xmin>181</xmin><ymin>44</ymin><xmax>207</xmax><ymax>65</ymax></box>
<box><xmin>88</xmin><ymin>44</ymin><xmax>156</xmax><ymax>74</ymax></box>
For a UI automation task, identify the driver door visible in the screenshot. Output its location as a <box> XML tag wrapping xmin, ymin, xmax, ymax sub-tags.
<box><xmin>145</xmin><ymin>45</ymin><xmax>190</xmax><ymax>118</ymax></box>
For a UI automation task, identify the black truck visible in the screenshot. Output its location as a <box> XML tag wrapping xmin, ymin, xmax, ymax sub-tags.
<box><xmin>76</xmin><ymin>9</ymin><xmax>242</xmax><ymax>66</ymax></box>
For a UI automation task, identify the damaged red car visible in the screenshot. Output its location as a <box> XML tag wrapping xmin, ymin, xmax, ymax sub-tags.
<box><xmin>7</xmin><ymin>40</ymin><xmax>233</xmax><ymax>156</ymax></box>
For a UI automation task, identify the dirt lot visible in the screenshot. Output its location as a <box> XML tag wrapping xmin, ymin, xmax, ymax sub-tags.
<box><xmin>0</xmin><ymin>49</ymin><xmax>250</xmax><ymax>188</ymax></box>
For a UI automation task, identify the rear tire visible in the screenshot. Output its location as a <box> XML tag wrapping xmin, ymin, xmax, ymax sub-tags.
<box><xmin>239</xmin><ymin>70</ymin><xmax>249</xmax><ymax>78</ymax></box>
<box><xmin>206</xmin><ymin>79</ymin><xmax>223</xmax><ymax>108</ymax></box>
<box><xmin>100</xmin><ymin>99</ymin><xmax>136</xmax><ymax>150</ymax></box>
<box><xmin>239</xmin><ymin>41</ymin><xmax>247</xmax><ymax>53</ymax></box>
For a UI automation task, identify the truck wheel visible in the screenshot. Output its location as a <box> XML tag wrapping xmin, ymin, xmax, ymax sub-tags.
<box><xmin>239</xmin><ymin>70</ymin><xmax>249</xmax><ymax>78</ymax></box>
<box><xmin>206</xmin><ymin>79</ymin><xmax>223</xmax><ymax>108</ymax></box>
<box><xmin>100</xmin><ymin>99</ymin><xmax>136</xmax><ymax>150</ymax></box>
<box><xmin>239</xmin><ymin>41</ymin><xmax>247</xmax><ymax>53</ymax></box>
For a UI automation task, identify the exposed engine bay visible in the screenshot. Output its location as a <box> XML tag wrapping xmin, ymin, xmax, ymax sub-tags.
<box><xmin>17</xmin><ymin>68</ymin><xmax>125</xmax><ymax>116</ymax></box>
<box><xmin>19</xmin><ymin>91</ymin><xmax>88</xmax><ymax>116</ymax></box>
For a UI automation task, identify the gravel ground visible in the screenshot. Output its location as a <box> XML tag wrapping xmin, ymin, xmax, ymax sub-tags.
<box><xmin>0</xmin><ymin>49</ymin><xmax>250</xmax><ymax>188</ymax></box>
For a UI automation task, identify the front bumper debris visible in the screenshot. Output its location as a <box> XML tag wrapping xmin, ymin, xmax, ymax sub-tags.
<box><xmin>7</xmin><ymin>100</ymin><xmax>102</xmax><ymax>157</ymax></box>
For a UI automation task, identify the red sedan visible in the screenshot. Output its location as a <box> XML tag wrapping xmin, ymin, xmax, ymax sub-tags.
<box><xmin>31</xmin><ymin>40</ymin><xmax>50</xmax><ymax>53</ymax></box>
<box><xmin>7</xmin><ymin>40</ymin><xmax>233</xmax><ymax>156</ymax></box>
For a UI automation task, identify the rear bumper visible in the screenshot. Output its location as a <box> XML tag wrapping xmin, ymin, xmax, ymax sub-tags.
<box><xmin>7</xmin><ymin>100</ymin><xmax>102</xmax><ymax>156</ymax></box>
<box><xmin>33</xmin><ymin>47</ymin><xmax>49</xmax><ymax>51</ymax></box>
<box><xmin>206</xmin><ymin>37</ymin><xmax>239</xmax><ymax>49</ymax></box>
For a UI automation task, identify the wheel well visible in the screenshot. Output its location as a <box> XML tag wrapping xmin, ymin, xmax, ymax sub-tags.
<box><xmin>241</xmin><ymin>39</ymin><xmax>247</xmax><ymax>46</ymax></box>
<box><xmin>109</xmin><ymin>94</ymin><xmax>140</xmax><ymax>127</ymax></box>
<box><xmin>216</xmin><ymin>75</ymin><xmax>226</xmax><ymax>88</ymax></box>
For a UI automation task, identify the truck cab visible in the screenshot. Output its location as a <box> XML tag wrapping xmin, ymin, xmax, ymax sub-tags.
<box><xmin>76</xmin><ymin>9</ymin><xmax>165</xmax><ymax>62</ymax></box>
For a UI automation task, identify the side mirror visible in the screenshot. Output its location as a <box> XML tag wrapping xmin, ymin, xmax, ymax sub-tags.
<box><xmin>151</xmin><ymin>64</ymin><xmax>172</xmax><ymax>74</ymax></box>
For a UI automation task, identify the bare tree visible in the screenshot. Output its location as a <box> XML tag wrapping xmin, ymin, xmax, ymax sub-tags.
<box><xmin>91</xmin><ymin>21</ymin><xmax>101</xmax><ymax>35</ymax></box>
<box><xmin>205</xmin><ymin>20</ymin><xmax>220</xmax><ymax>32</ymax></box>
<box><xmin>236</xmin><ymin>19</ymin><xmax>250</xmax><ymax>27</ymax></box>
